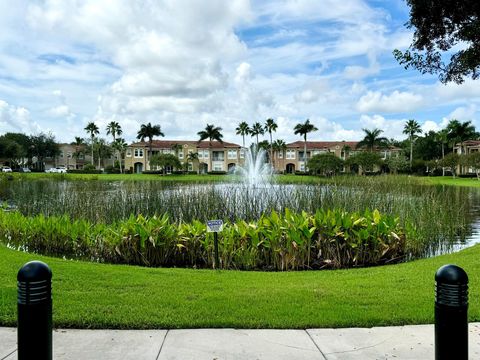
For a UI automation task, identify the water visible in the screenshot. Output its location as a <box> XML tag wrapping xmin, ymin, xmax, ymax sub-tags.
<box><xmin>235</xmin><ymin>146</ymin><xmax>273</xmax><ymax>186</ymax></box>
<box><xmin>1</xmin><ymin>175</ymin><xmax>480</xmax><ymax>258</ymax></box>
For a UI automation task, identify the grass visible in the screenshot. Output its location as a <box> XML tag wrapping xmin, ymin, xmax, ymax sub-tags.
<box><xmin>0</xmin><ymin>244</ymin><xmax>478</xmax><ymax>329</ymax></box>
<box><xmin>421</xmin><ymin>176</ymin><xmax>480</xmax><ymax>188</ymax></box>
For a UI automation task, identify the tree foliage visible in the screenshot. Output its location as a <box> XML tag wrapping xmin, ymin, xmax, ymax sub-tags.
<box><xmin>149</xmin><ymin>153</ymin><xmax>182</xmax><ymax>173</ymax></box>
<box><xmin>307</xmin><ymin>153</ymin><xmax>344</xmax><ymax>176</ymax></box>
<box><xmin>346</xmin><ymin>152</ymin><xmax>383</xmax><ymax>174</ymax></box>
<box><xmin>394</xmin><ymin>0</ymin><xmax>480</xmax><ymax>84</ymax></box>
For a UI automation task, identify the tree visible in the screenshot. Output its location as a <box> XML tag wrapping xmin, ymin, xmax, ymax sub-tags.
<box><xmin>346</xmin><ymin>152</ymin><xmax>383</xmax><ymax>175</ymax></box>
<box><xmin>149</xmin><ymin>153</ymin><xmax>182</xmax><ymax>175</ymax></box>
<box><xmin>385</xmin><ymin>155</ymin><xmax>409</xmax><ymax>174</ymax></box>
<box><xmin>463</xmin><ymin>152</ymin><xmax>480</xmax><ymax>179</ymax></box>
<box><xmin>250</xmin><ymin>122</ymin><xmax>264</xmax><ymax>146</ymax></box>
<box><xmin>0</xmin><ymin>137</ymin><xmax>24</xmax><ymax>167</ymax></box>
<box><xmin>356</xmin><ymin>128</ymin><xmax>388</xmax><ymax>151</ymax></box>
<box><xmin>186</xmin><ymin>152</ymin><xmax>199</xmax><ymax>174</ymax></box>
<box><xmin>393</xmin><ymin>0</ymin><xmax>480</xmax><ymax>84</ymax></box>
<box><xmin>136</xmin><ymin>123</ymin><xmax>165</xmax><ymax>164</ymax></box>
<box><xmin>446</xmin><ymin>119</ymin><xmax>477</xmax><ymax>151</ymax></box>
<box><xmin>435</xmin><ymin>129</ymin><xmax>449</xmax><ymax>176</ymax></box>
<box><xmin>106</xmin><ymin>121</ymin><xmax>122</xmax><ymax>142</ymax></box>
<box><xmin>272</xmin><ymin>139</ymin><xmax>287</xmax><ymax>164</ymax></box>
<box><xmin>92</xmin><ymin>138</ymin><xmax>112</xmax><ymax>169</ymax></box>
<box><xmin>84</xmin><ymin>122</ymin><xmax>99</xmax><ymax>166</ymax></box>
<box><xmin>294</xmin><ymin>119</ymin><xmax>318</xmax><ymax>169</ymax></box>
<box><xmin>307</xmin><ymin>153</ymin><xmax>344</xmax><ymax>176</ymax></box>
<box><xmin>197</xmin><ymin>124</ymin><xmax>223</xmax><ymax>172</ymax></box>
<box><xmin>111</xmin><ymin>138</ymin><xmax>128</xmax><ymax>174</ymax></box>
<box><xmin>264</xmin><ymin>118</ymin><xmax>278</xmax><ymax>165</ymax></box>
<box><xmin>29</xmin><ymin>133</ymin><xmax>60</xmax><ymax>170</ymax></box>
<box><xmin>403</xmin><ymin>119</ymin><xmax>422</xmax><ymax>169</ymax></box>
<box><xmin>0</xmin><ymin>133</ymin><xmax>30</xmax><ymax>167</ymax></box>
<box><xmin>235</xmin><ymin>121</ymin><xmax>250</xmax><ymax>148</ymax></box>
<box><xmin>171</xmin><ymin>143</ymin><xmax>183</xmax><ymax>158</ymax></box>
<box><xmin>439</xmin><ymin>152</ymin><xmax>460</xmax><ymax>178</ymax></box>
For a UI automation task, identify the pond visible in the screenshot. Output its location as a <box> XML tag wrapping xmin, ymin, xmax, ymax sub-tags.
<box><xmin>1</xmin><ymin>177</ymin><xmax>480</xmax><ymax>259</ymax></box>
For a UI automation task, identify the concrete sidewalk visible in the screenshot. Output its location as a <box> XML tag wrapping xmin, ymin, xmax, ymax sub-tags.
<box><xmin>1</xmin><ymin>324</ymin><xmax>479</xmax><ymax>360</ymax></box>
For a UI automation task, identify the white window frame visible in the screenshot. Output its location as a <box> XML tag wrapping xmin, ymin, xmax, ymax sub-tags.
<box><xmin>227</xmin><ymin>149</ymin><xmax>237</xmax><ymax>159</ymax></box>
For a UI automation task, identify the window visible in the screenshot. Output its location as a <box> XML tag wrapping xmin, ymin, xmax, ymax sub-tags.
<box><xmin>286</xmin><ymin>150</ymin><xmax>296</xmax><ymax>159</ymax></box>
<box><xmin>59</xmin><ymin>151</ymin><xmax>64</xmax><ymax>158</ymax></box>
<box><xmin>202</xmin><ymin>150</ymin><xmax>209</xmax><ymax>158</ymax></box>
<box><xmin>228</xmin><ymin>149</ymin><xmax>237</xmax><ymax>159</ymax></box>
<box><xmin>78</xmin><ymin>153</ymin><xmax>84</xmax><ymax>160</ymax></box>
<box><xmin>188</xmin><ymin>163</ymin><xmax>193</xmax><ymax>171</ymax></box>
<box><xmin>240</xmin><ymin>150</ymin><xmax>245</xmax><ymax>159</ymax></box>
<box><xmin>178</xmin><ymin>152</ymin><xmax>184</xmax><ymax>159</ymax></box>
<box><xmin>126</xmin><ymin>149</ymin><xmax>132</xmax><ymax>157</ymax></box>
<box><xmin>67</xmin><ymin>152</ymin><xmax>72</xmax><ymax>158</ymax></box>
<box><xmin>213</xmin><ymin>163</ymin><xmax>223</xmax><ymax>171</ymax></box>
<box><xmin>134</xmin><ymin>148</ymin><xmax>144</xmax><ymax>158</ymax></box>
<box><xmin>278</xmin><ymin>151</ymin><xmax>283</xmax><ymax>159</ymax></box>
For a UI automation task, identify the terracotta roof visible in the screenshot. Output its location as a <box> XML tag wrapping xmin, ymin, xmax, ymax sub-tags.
<box><xmin>286</xmin><ymin>141</ymin><xmax>358</xmax><ymax>149</ymax></box>
<box><xmin>456</xmin><ymin>140</ymin><xmax>480</xmax><ymax>146</ymax></box>
<box><xmin>129</xmin><ymin>140</ymin><xmax>241</xmax><ymax>149</ymax></box>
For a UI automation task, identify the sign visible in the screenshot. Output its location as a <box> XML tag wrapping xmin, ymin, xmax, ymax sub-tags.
<box><xmin>206</xmin><ymin>219</ymin><xmax>223</xmax><ymax>233</ymax></box>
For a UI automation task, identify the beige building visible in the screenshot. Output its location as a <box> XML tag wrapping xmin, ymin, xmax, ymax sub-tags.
<box><xmin>453</xmin><ymin>140</ymin><xmax>480</xmax><ymax>175</ymax></box>
<box><xmin>273</xmin><ymin>141</ymin><xmax>401</xmax><ymax>173</ymax></box>
<box><xmin>124</xmin><ymin>140</ymin><xmax>245</xmax><ymax>173</ymax></box>
<box><xmin>45</xmin><ymin>143</ymin><xmax>114</xmax><ymax>170</ymax></box>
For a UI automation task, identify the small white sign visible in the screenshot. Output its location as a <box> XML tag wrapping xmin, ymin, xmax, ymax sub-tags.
<box><xmin>206</xmin><ymin>219</ymin><xmax>223</xmax><ymax>233</ymax></box>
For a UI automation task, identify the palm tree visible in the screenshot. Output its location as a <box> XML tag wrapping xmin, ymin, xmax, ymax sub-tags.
<box><xmin>272</xmin><ymin>139</ymin><xmax>287</xmax><ymax>165</ymax></box>
<box><xmin>136</xmin><ymin>123</ymin><xmax>165</xmax><ymax>167</ymax></box>
<box><xmin>356</xmin><ymin>128</ymin><xmax>388</xmax><ymax>151</ymax></box>
<box><xmin>71</xmin><ymin>137</ymin><xmax>86</xmax><ymax>167</ymax></box>
<box><xmin>84</xmin><ymin>122</ymin><xmax>99</xmax><ymax>166</ymax></box>
<box><xmin>403</xmin><ymin>119</ymin><xmax>422</xmax><ymax>168</ymax></box>
<box><xmin>111</xmin><ymin>138</ymin><xmax>128</xmax><ymax>173</ymax></box>
<box><xmin>250</xmin><ymin>122</ymin><xmax>264</xmax><ymax>146</ymax></box>
<box><xmin>446</xmin><ymin>119</ymin><xmax>477</xmax><ymax>152</ymax></box>
<box><xmin>186</xmin><ymin>152</ymin><xmax>199</xmax><ymax>174</ymax></box>
<box><xmin>435</xmin><ymin>129</ymin><xmax>449</xmax><ymax>176</ymax></box>
<box><xmin>106</xmin><ymin>121</ymin><xmax>122</xmax><ymax>142</ymax></box>
<box><xmin>294</xmin><ymin>119</ymin><xmax>318</xmax><ymax>168</ymax></box>
<box><xmin>171</xmin><ymin>143</ymin><xmax>183</xmax><ymax>158</ymax></box>
<box><xmin>92</xmin><ymin>138</ymin><xmax>112</xmax><ymax>169</ymax></box>
<box><xmin>106</xmin><ymin>121</ymin><xmax>123</xmax><ymax>165</ymax></box>
<box><xmin>235</xmin><ymin>121</ymin><xmax>250</xmax><ymax>148</ymax></box>
<box><xmin>197</xmin><ymin>124</ymin><xmax>223</xmax><ymax>172</ymax></box>
<box><xmin>264</xmin><ymin>118</ymin><xmax>278</xmax><ymax>165</ymax></box>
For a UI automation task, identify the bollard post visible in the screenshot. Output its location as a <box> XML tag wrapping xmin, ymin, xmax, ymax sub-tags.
<box><xmin>17</xmin><ymin>261</ymin><xmax>52</xmax><ymax>360</ymax></box>
<box><xmin>434</xmin><ymin>264</ymin><xmax>468</xmax><ymax>360</ymax></box>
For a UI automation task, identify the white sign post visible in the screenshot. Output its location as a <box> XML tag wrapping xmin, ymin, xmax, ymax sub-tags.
<box><xmin>207</xmin><ymin>220</ymin><xmax>223</xmax><ymax>268</ymax></box>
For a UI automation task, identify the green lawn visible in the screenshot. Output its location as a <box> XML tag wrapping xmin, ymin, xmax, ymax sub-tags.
<box><xmin>420</xmin><ymin>176</ymin><xmax>480</xmax><ymax>188</ymax></box>
<box><xmin>1</xmin><ymin>244</ymin><xmax>478</xmax><ymax>329</ymax></box>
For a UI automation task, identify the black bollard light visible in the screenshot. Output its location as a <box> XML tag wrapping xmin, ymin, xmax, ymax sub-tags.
<box><xmin>17</xmin><ymin>261</ymin><xmax>52</xmax><ymax>360</ymax></box>
<box><xmin>435</xmin><ymin>264</ymin><xmax>468</xmax><ymax>360</ymax></box>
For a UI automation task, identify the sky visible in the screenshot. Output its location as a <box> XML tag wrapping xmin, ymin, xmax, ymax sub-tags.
<box><xmin>0</xmin><ymin>0</ymin><xmax>479</xmax><ymax>146</ymax></box>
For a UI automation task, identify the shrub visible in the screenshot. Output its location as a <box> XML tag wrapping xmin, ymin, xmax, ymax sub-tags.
<box><xmin>0</xmin><ymin>209</ymin><xmax>408</xmax><ymax>270</ymax></box>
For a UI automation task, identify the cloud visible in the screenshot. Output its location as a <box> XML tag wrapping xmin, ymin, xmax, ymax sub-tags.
<box><xmin>0</xmin><ymin>99</ymin><xmax>40</xmax><ymax>134</ymax></box>
<box><xmin>356</xmin><ymin>90</ymin><xmax>424</xmax><ymax>113</ymax></box>
<box><xmin>359</xmin><ymin>114</ymin><xmax>405</xmax><ymax>140</ymax></box>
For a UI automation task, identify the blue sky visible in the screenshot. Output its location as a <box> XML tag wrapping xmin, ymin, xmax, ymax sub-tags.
<box><xmin>0</xmin><ymin>0</ymin><xmax>478</xmax><ymax>145</ymax></box>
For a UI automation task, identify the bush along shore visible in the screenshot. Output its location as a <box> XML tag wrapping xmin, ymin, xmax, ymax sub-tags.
<box><xmin>0</xmin><ymin>209</ymin><xmax>408</xmax><ymax>270</ymax></box>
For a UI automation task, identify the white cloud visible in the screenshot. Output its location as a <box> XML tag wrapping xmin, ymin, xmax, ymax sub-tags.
<box><xmin>356</xmin><ymin>90</ymin><xmax>424</xmax><ymax>113</ymax></box>
<box><xmin>447</xmin><ymin>104</ymin><xmax>477</xmax><ymax>121</ymax></box>
<box><xmin>359</xmin><ymin>114</ymin><xmax>405</xmax><ymax>140</ymax></box>
<box><xmin>0</xmin><ymin>100</ymin><xmax>40</xmax><ymax>134</ymax></box>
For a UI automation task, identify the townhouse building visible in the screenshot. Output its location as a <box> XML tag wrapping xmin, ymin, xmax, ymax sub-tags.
<box><xmin>124</xmin><ymin>140</ymin><xmax>245</xmax><ymax>173</ymax></box>
<box><xmin>273</xmin><ymin>141</ymin><xmax>401</xmax><ymax>173</ymax></box>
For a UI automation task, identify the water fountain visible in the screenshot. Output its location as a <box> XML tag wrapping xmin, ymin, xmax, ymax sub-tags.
<box><xmin>235</xmin><ymin>145</ymin><xmax>274</xmax><ymax>186</ymax></box>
